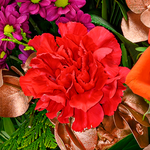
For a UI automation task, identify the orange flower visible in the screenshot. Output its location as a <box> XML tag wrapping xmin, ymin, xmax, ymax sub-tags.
<box><xmin>125</xmin><ymin>46</ymin><xmax>150</xmax><ymax>100</ymax></box>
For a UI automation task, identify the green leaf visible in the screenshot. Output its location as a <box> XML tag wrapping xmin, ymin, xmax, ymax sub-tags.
<box><xmin>2</xmin><ymin>118</ymin><xmax>15</xmax><ymax>136</ymax></box>
<box><xmin>90</xmin><ymin>14</ymin><xmax>139</xmax><ymax>63</ymax></box>
<box><xmin>14</xmin><ymin>118</ymin><xmax>22</xmax><ymax>127</ymax></box>
<box><xmin>121</xmin><ymin>43</ymin><xmax>129</xmax><ymax>67</ymax></box>
<box><xmin>0</xmin><ymin>118</ymin><xmax>3</xmax><ymax>131</ymax></box>
<box><xmin>116</xmin><ymin>0</ymin><xmax>128</xmax><ymax>21</ymax></box>
<box><xmin>109</xmin><ymin>1</ymin><xmax>116</xmax><ymax>23</ymax></box>
<box><xmin>108</xmin><ymin>133</ymin><xmax>142</xmax><ymax>150</ymax></box>
<box><xmin>135</xmin><ymin>47</ymin><xmax>147</xmax><ymax>52</ymax></box>
<box><xmin>0</xmin><ymin>138</ymin><xmax>4</xmax><ymax>144</ymax></box>
<box><xmin>1</xmin><ymin>131</ymin><xmax>10</xmax><ymax>139</ymax></box>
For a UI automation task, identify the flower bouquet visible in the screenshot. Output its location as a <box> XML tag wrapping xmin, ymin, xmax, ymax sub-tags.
<box><xmin>0</xmin><ymin>0</ymin><xmax>150</xmax><ymax>150</ymax></box>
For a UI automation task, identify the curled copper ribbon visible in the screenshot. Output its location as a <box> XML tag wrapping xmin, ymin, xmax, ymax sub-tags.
<box><xmin>0</xmin><ymin>66</ymin><xmax>32</xmax><ymax>117</ymax></box>
<box><xmin>52</xmin><ymin>87</ymin><xmax>150</xmax><ymax>150</ymax></box>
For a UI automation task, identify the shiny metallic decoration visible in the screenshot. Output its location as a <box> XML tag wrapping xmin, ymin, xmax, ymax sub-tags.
<box><xmin>21</xmin><ymin>52</ymin><xmax>36</xmax><ymax>73</ymax></box>
<box><xmin>121</xmin><ymin>0</ymin><xmax>150</xmax><ymax>42</ymax></box>
<box><xmin>52</xmin><ymin>87</ymin><xmax>150</xmax><ymax>149</ymax></box>
<box><xmin>121</xmin><ymin>11</ymin><xmax>149</xmax><ymax>43</ymax></box>
<box><xmin>0</xmin><ymin>67</ymin><xmax>32</xmax><ymax>117</ymax></box>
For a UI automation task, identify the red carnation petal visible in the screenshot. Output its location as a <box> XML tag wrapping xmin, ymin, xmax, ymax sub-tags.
<box><xmin>93</xmin><ymin>47</ymin><xmax>112</xmax><ymax>62</ymax></box>
<box><xmin>102</xmin><ymin>90</ymin><xmax>122</xmax><ymax>116</ymax></box>
<box><xmin>58</xmin><ymin>100</ymin><xmax>74</xmax><ymax>123</ymax></box>
<box><xmin>35</xmin><ymin>99</ymin><xmax>49</xmax><ymax>111</ymax></box>
<box><xmin>40</xmin><ymin>92</ymin><xmax>66</xmax><ymax>106</ymax></box>
<box><xmin>37</xmin><ymin>33</ymin><xmax>58</xmax><ymax>54</ymax></box>
<box><xmin>70</xmin><ymin>89</ymin><xmax>103</xmax><ymax>112</ymax></box>
<box><xmin>82</xmin><ymin>26</ymin><xmax>121</xmax><ymax>65</ymax></box>
<box><xmin>87</xmin><ymin>103</ymin><xmax>104</xmax><ymax>129</ymax></box>
<box><xmin>58</xmin><ymin>22</ymin><xmax>87</xmax><ymax>37</ymax></box>
<box><xmin>29</xmin><ymin>33</ymin><xmax>58</xmax><ymax>54</ymax></box>
<box><xmin>28</xmin><ymin>35</ymin><xmax>41</xmax><ymax>50</ymax></box>
<box><xmin>72</xmin><ymin>103</ymin><xmax>104</xmax><ymax>131</ymax></box>
<box><xmin>46</xmin><ymin>100</ymin><xmax>64</xmax><ymax>119</ymax></box>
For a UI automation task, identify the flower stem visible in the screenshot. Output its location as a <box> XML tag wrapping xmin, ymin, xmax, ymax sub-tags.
<box><xmin>29</xmin><ymin>17</ymin><xmax>42</xmax><ymax>35</ymax></box>
<box><xmin>9</xmin><ymin>55</ymin><xmax>22</xmax><ymax>63</ymax></box>
<box><xmin>102</xmin><ymin>0</ymin><xmax>107</xmax><ymax>21</ymax></box>
<box><xmin>96</xmin><ymin>0</ymin><xmax>100</xmax><ymax>8</ymax></box>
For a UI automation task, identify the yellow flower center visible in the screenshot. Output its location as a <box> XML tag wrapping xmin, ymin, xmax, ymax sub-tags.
<box><xmin>0</xmin><ymin>51</ymin><xmax>6</xmax><ymax>59</ymax></box>
<box><xmin>4</xmin><ymin>25</ymin><xmax>15</xmax><ymax>33</ymax></box>
<box><xmin>31</xmin><ymin>0</ymin><xmax>40</xmax><ymax>4</ymax></box>
<box><xmin>55</xmin><ymin>0</ymin><xmax>69</xmax><ymax>8</ymax></box>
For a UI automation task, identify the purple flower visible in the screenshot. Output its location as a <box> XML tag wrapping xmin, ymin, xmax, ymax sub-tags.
<box><xmin>0</xmin><ymin>0</ymin><xmax>11</xmax><ymax>8</ymax></box>
<box><xmin>0</xmin><ymin>43</ymin><xmax>11</xmax><ymax>69</ymax></box>
<box><xmin>18</xmin><ymin>45</ymin><xmax>34</xmax><ymax>63</ymax></box>
<box><xmin>0</xmin><ymin>5</ymin><xmax>30</xmax><ymax>50</ymax></box>
<box><xmin>56</xmin><ymin>10</ymin><xmax>95</xmax><ymax>31</ymax></box>
<box><xmin>16</xmin><ymin>0</ymin><xmax>51</xmax><ymax>18</ymax></box>
<box><xmin>46</xmin><ymin>0</ymin><xmax>86</xmax><ymax>21</ymax></box>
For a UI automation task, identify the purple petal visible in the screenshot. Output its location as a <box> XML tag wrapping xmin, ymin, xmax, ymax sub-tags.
<box><xmin>21</xmin><ymin>23</ymin><xmax>30</xmax><ymax>33</ymax></box>
<box><xmin>30</xmin><ymin>4</ymin><xmax>40</xmax><ymax>14</ymax></box>
<box><xmin>19</xmin><ymin>2</ymin><xmax>30</xmax><ymax>13</ymax></box>
<box><xmin>69</xmin><ymin>0</ymin><xmax>86</xmax><ymax>8</ymax></box>
<box><xmin>7</xmin><ymin>41</ymin><xmax>15</xmax><ymax>50</ymax></box>
<box><xmin>39</xmin><ymin>0</ymin><xmax>51</xmax><ymax>6</ymax></box>
<box><xmin>79</xmin><ymin>13</ymin><xmax>91</xmax><ymax>24</ymax></box>
<box><xmin>65</xmin><ymin>5</ymin><xmax>76</xmax><ymax>18</ymax></box>
<box><xmin>29</xmin><ymin>3</ymin><xmax>38</xmax><ymax>11</ymax></box>
<box><xmin>39</xmin><ymin>7</ymin><xmax>46</xmax><ymax>18</ymax></box>
<box><xmin>57</xmin><ymin>7</ymin><xmax>70</xmax><ymax>15</ymax></box>
<box><xmin>55</xmin><ymin>17</ymin><xmax>70</xmax><ymax>25</ymax></box>
<box><xmin>12</xmin><ymin>32</ymin><xmax>22</xmax><ymax>41</ymax></box>
<box><xmin>46</xmin><ymin>6</ymin><xmax>60</xmax><ymax>21</ymax></box>
<box><xmin>16</xmin><ymin>0</ymin><xmax>29</xmax><ymax>2</ymax></box>
<box><xmin>0</xmin><ymin>11</ymin><xmax>6</xmax><ymax>24</ymax></box>
<box><xmin>17</xmin><ymin>15</ymin><xmax>27</xmax><ymax>23</ymax></box>
<box><xmin>8</xmin><ymin>14</ymin><xmax>17</xmax><ymax>25</ymax></box>
<box><xmin>18</xmin><ymin>54</ymin><xmax>28</xmax><ymax>63</ymax></box>
<box><xmin>0</xmin><ymin>33</ymin><xmax>5</xmax><ymax>39</ymax></box>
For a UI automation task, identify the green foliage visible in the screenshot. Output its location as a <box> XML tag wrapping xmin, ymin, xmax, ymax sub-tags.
<box><xmin>108</xmin><ymin>133</ymin><xmax>142</xmax><ymax>150</ymax></box>
<box><xmin>0</xmin><ymin>104</ymin><xmax>57</xmax><ymax>150</ymax></box>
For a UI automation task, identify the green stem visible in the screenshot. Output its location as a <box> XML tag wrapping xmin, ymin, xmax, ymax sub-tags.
<box><xmin>29</xmin><ymin>17</ymin><xmax>42</xmax><ymax>35</ymax></box>
<box><xmin>9</xmin><ymin>55</ymin><xmax>22</xmax><ymax>63</ymax></box>
<box><xmin>96</xmin><ymin>0</ymin><xmax>101</xmax><ymax>8</ymax></box>
<box><xmin>28</xmin><ymin>113</ymin><xmax>34</xmax><ymax>128</ymax></box>
<box><xmin>102</xmin><ymin>0</ymin><xmax>107</xmax><ymax>21</ymax></box>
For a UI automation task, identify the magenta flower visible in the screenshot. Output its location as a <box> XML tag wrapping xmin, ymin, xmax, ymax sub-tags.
<box><xmin>0</xmin><ymin>0</ymin><xmax>11</xmax><ymax>8</ymax></box>
<box><xmin>0</xmin><ymin>5</ymin><xmax>30</xmax><ymax>50</ymax></box>
<box><xmin>0</xmin><ymin>43</ymin><xmax>11</xmax><ymax>69</ymax></box>
<box><xmin>16</xmin><ymin>0</ymin><xmax>51</xmax><ymax>18</ymax></box>
<box><xmin>46</xmin><ymin>0</ymin><xmax>86</xmax><ymax>21</ymax></box>
<box><xmin>18</xmin><ymin>45</ymin><xmax>34</xmax><ymax>63</ymax></box>
<box><xmin>56</xmin><ymin>10</ymin><xmax>95</xmax><ymax>31</ymax></box>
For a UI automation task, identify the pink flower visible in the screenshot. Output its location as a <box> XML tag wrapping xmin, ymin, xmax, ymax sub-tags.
<box><xmin>46</xmin><ymin>0</ymin><xmax>86</xmax><ymax>21</ymax></box>
<box><xmin>0</xmin><ymin>5</ymin><xmax>30</xmax><ymax>50</ymax></box>
<box><xmin>56</xmin><ymin>10</ymin><xmax>95</xmax><ymax>31</ymax></box>
<box><xmin>20</xmin><ymin>22</ymin><xmax>129</xmax><ymax>131</ymax></box>
<box><xmin>16</xmin><ymin>0</ymin><xmax>51</xmax><ymax>18</ymax></box>
<box><xmin>0</xmin><ymin>42</ymin><xmax>11</xmax><ymax>69</ymax></box>
<box><xmin>18</xmin><ymin>45</ymin><xmax>34</xmax><ymax>63</ymax></box>
<box><xmin>0</xmin><ymin>0</ymin><xmax>11</xmax><ymax>8</ymax></box>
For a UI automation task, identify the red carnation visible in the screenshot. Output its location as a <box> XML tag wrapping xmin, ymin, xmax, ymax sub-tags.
<box><xmin>20</xmin><ymin>22</ymin><xmax>130</xmax><ymax>131</ymax></box>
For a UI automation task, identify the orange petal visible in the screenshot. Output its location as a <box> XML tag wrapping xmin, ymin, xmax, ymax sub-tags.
<box><xmin>125</xmin><ymin>46</ymin><xmax>150</xmax><ymax>101</ymax></box>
